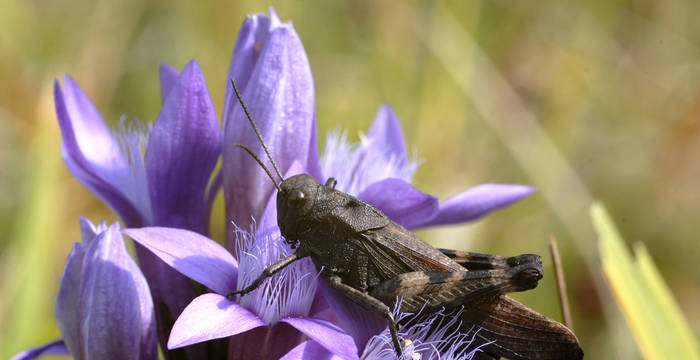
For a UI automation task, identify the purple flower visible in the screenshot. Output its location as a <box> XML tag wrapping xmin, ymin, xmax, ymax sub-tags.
<box><xmin>136</xmin><ymin>7</ymin><xmax>531</xmax><ymax>358</ymax></box>
<box><xmin>55</xmin><ymin>60</ymin><xmax>220</xmax><ymax>233</ymax></box>
<box><xmin>13</xmin><ymin>218</ymin><xmax>157</xmax><ymax>360</ymax></box>
<box><xmin>222</xmin><ymin>7</ymin><xmax>320</xmax><ymax>243</ymax></box>
<box><xmin>46</xmin><ymin>6</ymin><xmax>535</xmax><ymax>360</ymax></box>
<box><xmin>54</xmin><ymin>59</ymin><xmax>221</xmax><ymax>354</ymax></box>
<box><xmin>123</xmin><ymin>194</ymin><xmax>357</xmax><ymax>360</ymax></box>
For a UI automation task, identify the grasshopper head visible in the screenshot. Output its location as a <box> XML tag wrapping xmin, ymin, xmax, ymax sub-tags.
<box><xmin>277</xmin><ymin>174</ymin><xmax>319</xmax><ymax>246</ymax></box>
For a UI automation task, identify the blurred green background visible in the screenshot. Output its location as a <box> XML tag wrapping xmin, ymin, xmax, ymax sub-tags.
<box><xmin>2</xmin><ymin>1</ymin><xmax>699</xmax><ymax>359</ymax></box>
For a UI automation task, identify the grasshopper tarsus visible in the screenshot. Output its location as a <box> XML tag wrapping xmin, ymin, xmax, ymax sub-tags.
<box><xmin>225</xmin><ymin>283</ymin><xmax>255</xmax><ymax>300</ymax></box>
<box><xmin>225</xmin><ymin>281</ymin><xmax>259</xmax><ymax>299</ymax></box>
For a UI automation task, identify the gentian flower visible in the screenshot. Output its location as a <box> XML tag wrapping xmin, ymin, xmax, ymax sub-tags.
<box><xmin>130</xmin><ymin>7</ymin><xmax>531</xmax><ymax>359</ymax></box>
<box><xmin>222</xmin><ymin>8</ymin><xmax>320</xmax><ymax>243</ymax></box>
<box><xmin>41</xmin><ymin>6</ymin><xmax>534</xmax><ymax>360</ymax></box>
<box><xmin>13</xmin><ymin>218</ymin><xmax>156</xmax><ymax>360</ymax></box>
<box><xmin>54</xmin><ymin>58</ymin><xmax>221</xmax><ymax>355</ymax></box>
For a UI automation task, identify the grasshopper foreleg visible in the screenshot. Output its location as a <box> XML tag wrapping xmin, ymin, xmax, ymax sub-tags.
<box><xmin>226</xmin><ymin>252</ymin><xmax>303</xmax><ymax>299</ymax></box>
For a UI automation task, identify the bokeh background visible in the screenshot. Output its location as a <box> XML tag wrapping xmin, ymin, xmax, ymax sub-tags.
<box><xmin>2</xmin><ymin>1</ymin><xmax>699</xmax><ymax>359</ymax></box>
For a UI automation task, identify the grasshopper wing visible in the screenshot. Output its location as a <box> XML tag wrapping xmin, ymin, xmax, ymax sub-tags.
<box><xmin>462</xmin><ymin>295</ymin><xmax>583</xmax><ymax>360</ymax></box>
<box><xmin>359</xmin><ymin>222</ymin><xmax>465</xmax><ymax>280</ymax></box>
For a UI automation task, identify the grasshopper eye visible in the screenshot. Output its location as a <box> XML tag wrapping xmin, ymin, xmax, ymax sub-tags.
<box><xmin>289</xmin><ymin>189</ymin><xmax>306</xmax><ymax>204</ymax></box>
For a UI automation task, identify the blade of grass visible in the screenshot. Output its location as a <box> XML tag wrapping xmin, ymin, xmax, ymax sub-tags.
<box><xmin>592</xmin><ymin>202</ymin><xmax>700</xmax><ymax>360</ymax></box>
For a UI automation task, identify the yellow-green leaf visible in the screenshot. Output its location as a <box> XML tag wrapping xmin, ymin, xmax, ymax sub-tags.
<box><xmin>592</xmin><ymin>202</ymin><xmax>700</xmax><ymax>360</ymax></box>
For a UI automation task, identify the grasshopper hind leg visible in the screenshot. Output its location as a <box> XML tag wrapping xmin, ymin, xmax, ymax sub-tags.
<box><xmin>326</xmin><ymin>275</ymin><xmax>405</xmax><ymax>358</ymax></box>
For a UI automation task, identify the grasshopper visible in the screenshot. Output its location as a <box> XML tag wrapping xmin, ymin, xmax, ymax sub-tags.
<box><xmin>226</xmin><ymin>80</ymin><xmax>582</xmax><ymax>359</ymax></box>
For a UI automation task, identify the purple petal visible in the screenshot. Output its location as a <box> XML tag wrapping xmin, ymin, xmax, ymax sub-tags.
<box><xmin>223</xmin><ymin>8</ymin><xmax>282</xmax><ymax>129</ymax></box>
<box><xmin>55</xmin><ymin>79</ymin><xmax>148</xmax><ymax>227</ymax></box>
<box><xmin>60</xmin><ymin>76</ymin><xmax>114</xmax><ymax>158</ymax></box>
<box><xmin>10</xmin><ymin>340</ymin><xmax>69</xmax><ymax>360</ymax></box>
<box><xmin>280</xmin><ymin>340</ymin><xmax>344</xmax><ymax>360</ymax></box>
<box><xmin>53</xmin><ymin>243</ymin><xmax>85</xmax><ymax>359</ymax></box>
<box><xmin>319</xmin><ymin>282</ymin><xmax>386</xmax><ymax>354</ymax></box>
<box><xmin>204</xmin><ymin>168</ymin><xmax>223</xmax><ymax>223</ymax></box>
<box><xmin>223</xmin><ymin>11</ymin><xmax>315</xmax><ymax>232</ymax></box>
<box><xmin>228</xmin><ymin>322</ymin><xmax>304</xmax><ymax>359</ymax></box>
<box><xmin>146</xmin><ymin>59</ymin><xmax>221</xmax><ymax>234</ymax></box>
<box><xmin>132</xmin><ymin>246</ymin><xmax>198</xmax><ymax>358</ymax></box>
<box><xmin>366</xmin><ymin>104</ymin><xmax>408</xmax><ymax>165</ymax></box>
<box><xmin>358</xmin><ymin>178</ymin><xmax>439</xmax><ymax>229</ymax></box>
<box><xmin>79</xmin><ymin>223</ymin><xmax>156</xmax><ymax>360</ymax></box>
<box><xmin>414</xmin><ymin>184</ymin><xmax>535</xmax><ymax>228</ymax></box>
<box><xmin>306</xmin><ymin>114</ymin><xmax>324</xmax><ymax>183</ymax></box>
<box><xmin>282</xmin><ymin>317</ymin><xmax>359</xmax><ymax>360</ymax></box>
<box><xmin>79</xmin><ymin>216</ymin><xmax>106</xmax><ymax>245</ymax></box>
<box><xmin>168</xmin><ymin>293</ymin><xmax>264</xmax><ymax>348</ymax></box>
<box><xmin>123</xmin><ymin>227</ymin><xmax>238</xmax><ymax>295</ymax></box>
<box><xmin>309</xmin><ymin>291</ymin><xmax>332</xmax><ymax>319</ymax></box>
<box><xmin>158</xmin><ymin>63</ymin><xmax>179</xmax><ymax>105</ymax></box>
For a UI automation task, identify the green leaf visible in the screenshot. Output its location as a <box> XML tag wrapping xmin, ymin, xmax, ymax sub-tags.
<box><xmin>591</xmin><ymin>202</ymin><xmax>700</xmax><ymax>360</ymax></box>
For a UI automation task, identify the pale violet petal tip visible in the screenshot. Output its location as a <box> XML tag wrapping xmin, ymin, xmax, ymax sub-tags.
<box><xmin>268</xmin><ymin>7</ymin><xmax>282</xmax><ymax>26</ymax></box>
<box><xmin>223</xmin><ymin>8</ymin><xmax>279</xmax><ymax>125</ymax></box>
<box><xmin>420</xmin><ymin>184</ymin><xmax>535</xmax><ymax>228</ymax></box>
<box><xmin>123</xmin><ymin>227</ymin><xmax>238</xmax><ymax>295</ymax></box>
<box><xmin>367</xmin><ymin>104</ymin><xmax>408</xmax><ymax>163</ymax></box>
<box><xmin>168</xmin><ymin>294</ymin><xmax>264</xmax><ymax>349</ymax></box>
<box><xmin>62</xmin><ymin>75</ymin><xmax>107</xmax><ymax>138</ymax></box>
<box><xmin>158</xmin><ymin>63</ymin><xmax>179</xmax><ymax>105</ymax></box>
<box><xmin>78</xmin><ymin>216</ymin><xmax>98</xmax><ymax>244</ymax></box>
<box><xmin>282</xmin><ymin>317</ymin><xmax>359</xmax><ymax>360</ymax></box>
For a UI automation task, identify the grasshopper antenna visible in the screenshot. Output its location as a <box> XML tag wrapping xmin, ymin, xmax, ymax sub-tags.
<box><xmin>230</xmin><ymin>79</ymin><xmax>284</xmax><ymax>183</ymax></box>
<box><xmin>233</xmin><ymin>143</ymin><xmax>282</xmax><ymax>192</ymax></box>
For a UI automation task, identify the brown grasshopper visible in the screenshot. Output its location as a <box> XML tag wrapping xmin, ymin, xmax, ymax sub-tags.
<box><xmin>226</xmin><ymin>79</ymin><xmax>583</xmax><ymax>359</ymax></box>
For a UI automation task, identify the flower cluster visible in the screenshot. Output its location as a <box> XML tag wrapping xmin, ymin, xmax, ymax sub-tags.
<box><xmin>15</xmin><ymin>8</ymin><xmax>534</xmax><ymax>360</ymax></box>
